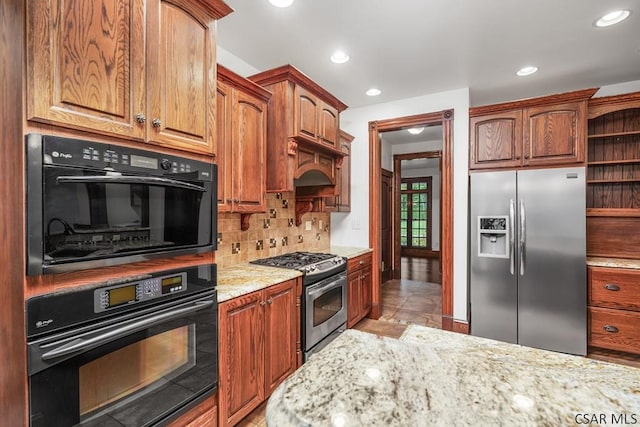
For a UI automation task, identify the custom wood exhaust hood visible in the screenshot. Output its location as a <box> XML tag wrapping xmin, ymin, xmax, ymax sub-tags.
<box><xmin>248</xmin><ymin>65</ymin><xmax>348</xmax><ymax>225</ymax></box>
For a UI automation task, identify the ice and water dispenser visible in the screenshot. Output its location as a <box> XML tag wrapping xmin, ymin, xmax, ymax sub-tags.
<box><xmin>477</xmin><ymin>216</ymin><xmax>509</xmax><ymax>258</ymax></box>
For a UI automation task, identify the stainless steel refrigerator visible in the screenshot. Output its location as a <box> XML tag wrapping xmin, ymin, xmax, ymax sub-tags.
<box><xmin>470</xmin><ymin>167</ymin><xmax>586</xmax><ymax>355</ymax></box>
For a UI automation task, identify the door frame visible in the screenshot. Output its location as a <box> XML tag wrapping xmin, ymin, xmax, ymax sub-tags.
<box><xmin>394</xmin><ymin>152</ymin><xmax>441</xmax><ymax>274</ymax></box>
<box><xmin>368</xmin><ymin>110</ymin><xmax>455</xmax><ymax>330</ymax></box>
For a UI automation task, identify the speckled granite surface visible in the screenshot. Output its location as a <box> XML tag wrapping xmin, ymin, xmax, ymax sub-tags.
<box><xmin>587</xmin><ymin>257</ymin><xmax>640</xmax><ymax>270</ymax></box>
<box><xmin>267</xmin><ymin>328</ymin><xmax>640</xmax><ymax>426</ymax></box>
<box><xmin>217</xmin><ymin>263</ymin><xmax>301</xmax><ymax>302</ymax></box>
<box><xmin>329</xmin><ymin>246</ymin><xmax>372</xmax><ymax>259</ymax></box>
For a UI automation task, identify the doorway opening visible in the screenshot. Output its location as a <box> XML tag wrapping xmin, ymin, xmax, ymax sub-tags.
<box><xmin>368</xmin><ymin>110</ymin><xmax>454</xmax><ymax>331</ymax></box>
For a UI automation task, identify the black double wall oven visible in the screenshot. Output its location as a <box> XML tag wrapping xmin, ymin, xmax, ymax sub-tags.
<box><xmin>26</xmin><ymin>133</ymin><xmax>216</xmax><ymax>275</ymax></box>
<box><xmin>24</xmin><ymin>134</ymin><xmax>220</xmax><ymax>426</ymax></box>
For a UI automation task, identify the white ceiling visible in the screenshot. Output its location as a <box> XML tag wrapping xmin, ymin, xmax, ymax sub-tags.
<box><xmin>217</xmin><ymin>0</ymin><xmax>640</xmax><ymax>108</ymax></box>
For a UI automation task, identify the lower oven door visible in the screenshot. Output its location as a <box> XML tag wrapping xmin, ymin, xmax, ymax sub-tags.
<box><xmin>27</xmin><ymin>291</ymin><xmax>218</xmax><ymax>427</ymax></box>
<box><xmin>304</xmin><ymin>272</ymin><xmax>347</xmax><ymax>352</ymax></box>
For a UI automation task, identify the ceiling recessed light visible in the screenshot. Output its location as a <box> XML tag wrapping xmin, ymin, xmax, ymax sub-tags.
<box><xmin>516</xmin><ymin>66</ymin><xmax>538</xmax><ymax>77</ymax></box>
<box><xmin>330</xmin><ymin>50</ymin><xmax>350</xmax><ymax>64</ymax></box>
<box><xmin>366</xmin><ymin>88</ymin><xmax>381</xmax><ymax>96</ymax></box>
<box><xmin>407</xmin><ymin>127</ymin><xmax>424</xmax><ymax>135</ymax></box>
<box><xmin>268</xmin><ymin>0</ymin><xmax>294</xmax><ymax>8</ymax></box>
<box><xmin>595</xmin><ymin>10</ymin><xmax>631</xmax><ymax>27</ymax></box>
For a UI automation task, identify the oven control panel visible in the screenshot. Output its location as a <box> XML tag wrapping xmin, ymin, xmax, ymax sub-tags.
<box><xmin>93</xmin><ymin>272</ymin><xmax>188</xmax><ymax>313</ymax></box>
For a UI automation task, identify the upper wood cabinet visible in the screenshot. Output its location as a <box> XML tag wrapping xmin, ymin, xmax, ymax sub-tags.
<box><xmin>325</xmin><ymin>130</ymin><xmax>354</xmax><ymax>212</ymax></box>
<box><xmin>218</xmin><ymin>278</ymin><xmax>300</xmax><ymax>427</ymax></box>
<box><xmin>469</xmin><ymin>89</ymin><xmax>597</xmax><ymax>170</ymax></box>
<box><xmin>27</xmin><ymin>0</ymin><xmax>232</xmax><ymax>156</ymax></box>
<box><xmin>216</xmin><ymin>65</ymin><xmax>270</xmax><ymax>214</ymax></box>
<box><xmin>249</xmin><ymin>65</ymin><xmax>348</xmax><ymax>192</ymax></box>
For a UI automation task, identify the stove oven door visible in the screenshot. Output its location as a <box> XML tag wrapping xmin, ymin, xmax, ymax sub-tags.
<box><xmin>304</xmin><ymin>272</ymin><xmax>347</xmax><ymax>352</ymax></box>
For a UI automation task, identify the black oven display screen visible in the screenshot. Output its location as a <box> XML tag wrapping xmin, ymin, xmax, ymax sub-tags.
<box><xmin>108</xmin><ymin>285</ymin><xmax>137</xmax><ymax>308</ymax></box>
<box><xmin>162</xmin><ymin>275</ymin><xmax>183</xmax><ymax>294</ymax></box>
<box><xmin>41</xmin><ymin>165</ymin><xmax>212</xmax><ymax>266</ymax></box>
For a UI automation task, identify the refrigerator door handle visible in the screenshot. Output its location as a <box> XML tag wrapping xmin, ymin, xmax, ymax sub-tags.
<box><xmin>519</xmin><ymin>200</ymin><xmax>526</xmax><ymax>276</ymax></box>
<box><xmin>509</xmin><ymin>199</ymin><xmax>515</xmax><ymax>275</ymax></box>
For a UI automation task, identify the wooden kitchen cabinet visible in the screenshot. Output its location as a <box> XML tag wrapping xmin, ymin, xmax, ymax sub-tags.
<box><xmin>347</xmin><ymin>253</ymin><xmax>373</xmax><ymax>328</ymax></box>
<box><xmin>325</xmin><ymin>130</ymin><xmax>354</xmax><ymax>212</ymax></box>
<box><xmin>27</xmin><ymin>0</ymin><xmax>231</xmax><ymax>156</ymax></box>
<box><xmin>248</xmin><ymin>65</ymin><xmax>348</xmax><ymax>193</ymax></box>
<box><xmin>216</xmin><ymin>65</ymin><xmax>270</xmax><ymax>215</ymax></box>
<box><xmin>588</xmin><ymin>266</ymin><xmax>640</xmax><ymax>355</ymax></box>
<box><xmin>218</xmin><ymin>278</ymin><xmax>300</xmax><ymax>427</ymax></box>
<box><xmin>469</xmin><ymin>89</ymin><xmax>596</xmax><ymax>170</ymax></box>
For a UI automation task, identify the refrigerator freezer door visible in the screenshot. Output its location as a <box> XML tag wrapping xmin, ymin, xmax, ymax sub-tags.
<box><xmin>517</xmin><ymin>167</ymin><xmax>586</xmax><ymax>355</ymax></box>
<box><xmin>470</xmin><ymin>171</ymin><xmax>518</xmax><ymax>343</ymax></box>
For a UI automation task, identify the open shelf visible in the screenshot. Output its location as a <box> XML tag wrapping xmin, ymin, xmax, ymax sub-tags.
<box><xmin>588</xmin><ymin>130</ymin><xmax>640</xmax><ymax>139</ymax></box>
<box><xmin>587</xmin><ymin>208</ymin><xmax>640</xmax><ymax>217</ymax></box>
<box><xmin>588</xmin><ymin>159</ymin><xmax>640</xmax><ymax>166</ymax></box>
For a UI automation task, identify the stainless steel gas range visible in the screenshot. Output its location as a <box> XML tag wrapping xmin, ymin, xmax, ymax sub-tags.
<box><xmin>250</xmin><ymin>252</ymin><xmax>347</xmax><ymax>361</ymax></box>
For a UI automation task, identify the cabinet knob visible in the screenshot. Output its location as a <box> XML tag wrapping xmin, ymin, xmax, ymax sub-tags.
<box><xmin>152</xmin><ymin>118</ymin><xmax>162</xmax><ymax>128</ymax></box>
<box><xmin>260</xmin><ymin>300</ymin><xmax>266</xmax><ymax>307</ymax></box>
<box><xmin>603</xmin><ymin>325</ymin><xmax>619</xmax><ymax>333</ymax></box>
<box><xmin>267</xmin><ymin>298</ymin><xmax>273</xmax><ymax>305</ymax></box>
<box><xmin>234</xmin><ymin>199</ymin><xmax>240</xmax><ymax>203</ymax></box>
<box><xmin>359</xmin><ymin>260</ymin><xmax>364</xmax><ymax>265</ymax></box>
<box><xmin>604</xmin><ymin>284</ymin><xmax>620</xmax><ymax>291</ymax></box>
<box><xmin>226</xmin><ymin>198</ymin><xmax>232</xmax><ymax>203</ymax></box>
<box><xmin>135</xmin><ymin>113</ymin><xmax>146</xmax><ymax>124</ymax></box>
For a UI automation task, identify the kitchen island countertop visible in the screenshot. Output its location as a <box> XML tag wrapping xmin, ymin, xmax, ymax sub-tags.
<box><xmin>266</xmin><ymin>326</ymin><xmax>640</xmax><ymax>426</ymax></box>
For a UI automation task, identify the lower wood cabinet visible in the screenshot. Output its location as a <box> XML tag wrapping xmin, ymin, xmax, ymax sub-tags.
<box><xmin>347</xmin><ymin>253</ymin><xmax>373</xmax><ymax>328</ymax></box>
<box><xmin>588</xmin><ymin>266</ymin><xmax>640</xmax><ymax>354</ymax></box>
<box><xmin>168</xmin><ymin>393</ymin><xmax>217</xmax><ymax>427</ymax></box>
<box><xmin>218</xmin><ymin>278</ymin><xmax>300</xmax><ymax>427</ymax></box>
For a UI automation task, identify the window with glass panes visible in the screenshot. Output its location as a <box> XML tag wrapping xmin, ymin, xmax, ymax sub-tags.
<box><xmin>400</xmin><ymin>177</ymin><xmax>432</xmax><ymax>249</ymax></box>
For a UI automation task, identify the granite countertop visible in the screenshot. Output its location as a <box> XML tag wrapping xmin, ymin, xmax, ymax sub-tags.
<box><xmin>329</xmin><ymin>246</ymin><xmax>372</xmax><ymax>259</ymax></box>
<box><xmin>587</xmin><ymin>257</ymin><xmax>640</xmax><ymax>270</ymax></box>
<box><xmin>217</xmin><ymin>263</ymin><xmax>302</xmax><ymax>302</ymax></box>
<box><xmin>267</xmin><ymin>326</ymin><xmax>640</xmax><ymax>426</ymax></box>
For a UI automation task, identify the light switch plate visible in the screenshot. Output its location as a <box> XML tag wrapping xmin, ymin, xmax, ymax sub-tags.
<box><xmin>305</xmin><ymin>220</ymin><xmax>312</xmax><ymax>231</ymax></box>
<box><xmin>318</xmin><ymin>220</ymin><xmax>323</xmax><ymax>230</ymax></box>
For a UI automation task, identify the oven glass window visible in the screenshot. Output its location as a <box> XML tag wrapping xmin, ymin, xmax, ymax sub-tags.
<box><xmin>43</xmin><ymin>166</ymin><xmax>211</xmax><ymax>264</ymax></box>
<box><xmin>313</xmin><ymin>286</ymin><xmax>343</xmax><ymax>326</ymax></box>
<box><xmin>79</xmin><ymin>326</ymin><xmax>194</xmax><ymax>421</ymax></box>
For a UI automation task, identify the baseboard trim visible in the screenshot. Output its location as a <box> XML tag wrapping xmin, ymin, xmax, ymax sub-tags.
<box><xmin>442</xmin><ymin>316</ymin><xmax>469</xmax><ymax>334</ymax></box>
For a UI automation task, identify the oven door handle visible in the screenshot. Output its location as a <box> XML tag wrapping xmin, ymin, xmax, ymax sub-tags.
<box><xmin>56</xmin><ymin>175</ymin><xmax>206</xmax><ymax>192</ymax></box>
<box><xmin>40</xmin><ymin>299</ymin><xmax>214</xmax><ymax>361</ymax></box>
<box><xmin>307</xmin><ymin>278</ymin><xmax>344</xmax><ymax>297</ymax></box>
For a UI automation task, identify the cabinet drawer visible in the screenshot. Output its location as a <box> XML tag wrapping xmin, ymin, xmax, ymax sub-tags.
<box><xmin>348</xmin><ymin>252</ymin><xmax>372</xmax><ymax>272</ymax></box>
<box><xmin>589</xmin><ymin>266</ymin><xmax>640</xmax><ymax>311</ymax></box>
<box><xmin>589</xmin><ymin>307</ymin><xmax>640</xmax><ymax>354</ymax></box>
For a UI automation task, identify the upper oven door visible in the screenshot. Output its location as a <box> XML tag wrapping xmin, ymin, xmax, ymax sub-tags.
<box><xmin>304</xmin><ymin>272</ymin><xmax>347</xmax><ymax>351</ymax></box>
<box><xmin>28</xmin><ymin>291</ymin><xmax>218</xmax><ymax>427</ymax></box>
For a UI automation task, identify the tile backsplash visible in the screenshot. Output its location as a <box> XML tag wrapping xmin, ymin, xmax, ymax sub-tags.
<box><xmin>216</xmin><ymin>192</ymin><xmax>330</xmax><ymax>267</ymax></box>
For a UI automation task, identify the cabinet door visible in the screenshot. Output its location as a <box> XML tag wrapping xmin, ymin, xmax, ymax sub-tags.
<box><xmin>231</xmin><ymin>90</ymin><xmax>267</xmax><ymax>213</ymax></box>
<box><xmin>469</xmin><ymin>111</ymin><xmax>523</xmax><ymax>169</ymax></box>
<box><xmin>523</xmin><ymin>102</ymin><xmax>585</xmax><ymax>166</ymax></box>
<box><xmin>361</xmin><ymin>264</ymin><xmax>372</xmax><ymax>315</ymax></box>
<box><xmin>27</xmin><ymin>0</ymin><xmax>146</xmax><ymax>140</ymax></box>
<box><xmin>318</xmin><ymin>102</ymin><xmax>339</xmax><ymax>147</ymax></box>
<box><xmin>147</xmin><ymin>0</ymin><xmax>216</xmax><ymax>155</ymax></box>
<box><xmin>215</xmin><ymin>80</ymin><xmax>232</xmax><ymax>212</ymax></box>
<box><xmin>294</xmin><ymin>86</ymin><xmax>319</xmax><ymax>141</ymax></box>
<box><xmin>264</xmin><ymin>279</ymin><xmax>297</xmax><ymax>396</ymax></box>
<box><xmin>347</xmin><ymin>269</ymin><xmax>362</xmax><ymax>328</ymax></box>
<box><xmin>218</xmin><ymin>291</ymin><xmax>265</xmax><ymax>427</ymax></box>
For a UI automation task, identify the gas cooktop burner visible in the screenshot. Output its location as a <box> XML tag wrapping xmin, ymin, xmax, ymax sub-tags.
<box><xmin>250</xmin><ymin>251</ymin><xmax>346</xmax><ymax>282</ymax></box>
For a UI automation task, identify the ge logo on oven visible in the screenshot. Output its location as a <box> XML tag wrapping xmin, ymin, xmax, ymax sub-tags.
<box><xmin>36</xmin><ymin>319</ymin><xmax>53</xmax><ymax>328</ymax></box>
<box><xmin>51</xmin><ymin>151</ymin><xmax>72</xmax><ymax>159</ymax></box>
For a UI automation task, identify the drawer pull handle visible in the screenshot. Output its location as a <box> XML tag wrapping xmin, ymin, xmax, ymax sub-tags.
<box><xmin>604</xmin><ymin>325</ymin><xmax>619</xmax><ymax>333</ymax></box>
<box><xmin>604</xmin><ymin>284</ymin><xmax>620</xmax><ymax>291</ymax></box>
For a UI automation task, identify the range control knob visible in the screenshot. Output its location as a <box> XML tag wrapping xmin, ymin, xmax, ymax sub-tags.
<box><xmin>160</xmin><ymin>159</ymin><xmax>172</xmax><ymax>171</ymax></box>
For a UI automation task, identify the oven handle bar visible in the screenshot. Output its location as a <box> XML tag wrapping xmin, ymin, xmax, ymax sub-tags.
<box><xmin>40</xmin><ymin>299</ymin><xmax>214</xmax><ymax>361</ymax></box>
<box><xmin>307</xmin><ymin>277</ymin><xmax>345</xmax><ymax>297</ymax></box>
<box><xmin>56</xmin><ymin>175</ymin><xmax>206</xmax><ymax>192</ymax></box>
